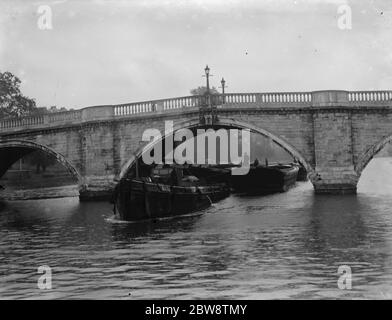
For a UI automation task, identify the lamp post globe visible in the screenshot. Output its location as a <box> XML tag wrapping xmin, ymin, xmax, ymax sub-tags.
<box><xmin>221</xmin><ymin>78</ymin><xmax>226</xmax><ymax>94</ymax></box>
<box><xmin>204</xmin><ymin>65</ymin><xmax>210</xmax><ymax>76</ymax></box>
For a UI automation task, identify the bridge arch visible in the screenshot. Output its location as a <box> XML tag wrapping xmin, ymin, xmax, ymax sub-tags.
<box><xmin>117</xmin><ymin>117</ymin><xmax>313</xmax><ymax>181</ymax></box>
<box><xmin>0</xmin><ymin>139</ymin><xmax>82</xmax><ymax>185</ymax></box>
<box><xmin>355</xmin><ymin>134</ymin><xmax>392</xmax><ymax>177</ymax></box>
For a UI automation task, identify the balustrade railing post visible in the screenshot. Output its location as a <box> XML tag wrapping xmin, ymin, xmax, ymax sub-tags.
<box><xmin>43</xmin><ymin>114</ymin><xmax>50</xmax><ymax>124</ymax></box>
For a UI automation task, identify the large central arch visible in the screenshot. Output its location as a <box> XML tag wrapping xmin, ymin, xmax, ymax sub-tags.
<box><xmin>117</xmin><ymin>117</ymin><xmax>313</xmax><ymax>181</ymax></box>
<box><xmin>0</xmin><ymin>139</ymin><xmax>82</xmax><ymax>185</ymax></box>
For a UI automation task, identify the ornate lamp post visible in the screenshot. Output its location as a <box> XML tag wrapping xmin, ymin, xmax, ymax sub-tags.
<box><xmin>220</xmin><ymin>77</ymin><xmax>226</xmax><ymax>94</ymax></box>
<box><xmin>199</xmin><ymin>65</ymin><xmax>218</xmax><ymax>125</ymax></box>
<box><xmin>203</xmin><ymin>65</ymin><xmax>212</xmax><ymax>109</ymax></box>
<box><xmin>220</xmin><ymin>77</ymin><xmax>226</xmax><ymax>104</ymax></box>
<box><xmin>204</xmin><ymin>65</ymin><xmax>210</xmax><ymax>94</ymax></box>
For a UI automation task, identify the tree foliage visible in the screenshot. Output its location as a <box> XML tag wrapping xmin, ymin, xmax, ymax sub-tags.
<box><xmin>0</xmin><ymin>71</ymin><xmax>36</xmax><ymax>118</ymax></box>
<box><xmin>25</xmin><ymin>150</ymin><xmax>57</xmax><ymax>173</ymax></box>
<box><xmin>190</xmin><ymin>86</ymin><xmax>220</xmax><ymax>96</ymax></box>
<box><xmin>0</xmin><ymin>71</ymin><xmax>61</xmax><ymax>171</ymax></box>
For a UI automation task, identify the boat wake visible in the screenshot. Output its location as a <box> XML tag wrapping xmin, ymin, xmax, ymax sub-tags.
<box><xmin>104</xmin><ymin>209</ymin><xmax>208</xmax><ymax>224</ymax></box>
<box><xmin>105</xmin><ymin>214</ymin><xmax>132</xmax><ymax>224</ymax></box>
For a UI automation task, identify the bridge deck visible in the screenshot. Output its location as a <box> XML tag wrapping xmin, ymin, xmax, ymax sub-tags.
<box><xmin>1</xmin><ymin>90</ymin><xmax>392</xmax><ymax>134</ymax></box>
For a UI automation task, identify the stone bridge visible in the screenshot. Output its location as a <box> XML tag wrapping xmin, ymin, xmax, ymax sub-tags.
<box><xmin>1</xmin><ymin>90</ymin><xmax>392</xmax><ymax>199</ymax></box>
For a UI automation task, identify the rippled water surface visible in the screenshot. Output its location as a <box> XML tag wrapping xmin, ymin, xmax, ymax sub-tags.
<box><xmin>2</xmin><ymin>158</ymin><xmax>392</xmax><ymax>299</ymax></box>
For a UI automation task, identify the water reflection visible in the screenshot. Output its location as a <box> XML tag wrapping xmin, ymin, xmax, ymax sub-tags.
<box><xmin>2</xmin><ymin>158</ymin><xmax>392</xmax><ymax>299</ymax></box>
<box><xmin>110</xmin><ymin>213</ymin><xmax>204</xmax><ymax>242</ymax></box>
<box><xmin>307</xmin><ymin>195</ymin><xmax>368</xmax><ymax>251</ymax></box>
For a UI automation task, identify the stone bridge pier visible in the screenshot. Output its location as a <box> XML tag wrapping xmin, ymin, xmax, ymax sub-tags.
<box><xmin>310</xmin><ymin>91</ymin><xmax>360</xmax><ymax>194</ymax></box>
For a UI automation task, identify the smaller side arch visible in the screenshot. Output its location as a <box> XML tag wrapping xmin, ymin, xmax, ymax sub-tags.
<box><xmin>355</xmin><ymin>135</ymin><xmax>392</xmax><ymax>176</ymax></box>
<box><xmin>0</xmin><ymin>139</ymin><xmax>83</xmax><ymax>185</ymax></box>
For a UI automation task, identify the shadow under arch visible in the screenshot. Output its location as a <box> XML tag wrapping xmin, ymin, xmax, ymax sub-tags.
<box><xmin>355</xmin><ymin>134</ymin><xmax>392</xmax><ymax>177</ymax></box>
<box><xmin>117</xmin><ymin>117</ymin><xmax>313</xmax><ymax>181</ymax></box>
<box><xmin>0</xmin><ymin>139</ymin><xmax>82</xmax><ymax>186</ymax></box>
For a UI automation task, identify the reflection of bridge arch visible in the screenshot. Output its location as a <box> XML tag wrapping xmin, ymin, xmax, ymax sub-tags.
<box><xmin>355</xmin><ymin>134</ymin><xmax>392</xmax><ymax>177</ymax></box>
<box><xmin>117</xmin><ymin>117</ymin><xmax>313</xmax><ymax>181</ymax></box>
<box><xmin>0</xmin><ymin>139</ymin><xmax>82</xmax><ymax>185</ymax></box>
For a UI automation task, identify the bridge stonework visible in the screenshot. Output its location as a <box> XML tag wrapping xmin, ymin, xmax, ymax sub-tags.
<box><xmin>1</xmin><ymin>90</ymin><xmax>392</xmax><ymax>199</ymax></box>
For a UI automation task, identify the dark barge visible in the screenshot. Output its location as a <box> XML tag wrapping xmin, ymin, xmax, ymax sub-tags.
<box><xmin>113</xmin><ymin>165</ymin><xmax>230</xmax><ymax>221</ymax></box>
<box><xmin>230</xmin><ymin>163</ymin><xmax>299</xmax><ymax>194</ymax></box>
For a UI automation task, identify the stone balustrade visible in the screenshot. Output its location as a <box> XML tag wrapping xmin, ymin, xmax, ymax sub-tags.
<box><xmin>0</xmin><ymin>115</ymin><xmax>45</xmax><ymax>130</ymax></box>
<box><xmin>348</xmin><ymin>91</ymin><xmax>392</xmax><ymax>102</ymax></box>
<box><xmin>1</xmin><ymin>90</ymin><xmax>392</xmax><ymax>133</ymax></box>
<box><xmin>48</xmin><ymin>110</ymin><xmax>82</xmax><ymax>123</ymax></box>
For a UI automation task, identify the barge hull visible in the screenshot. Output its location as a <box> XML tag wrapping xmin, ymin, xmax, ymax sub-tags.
<box><xmin>230</xmin><ymin>165</ymin><xmax>299</xmax><ymax>194</ymax></box>
<box><xmin>114</xmin><ymin>180</ymin><xmax>229</xmax><ymax>221</ymax></box>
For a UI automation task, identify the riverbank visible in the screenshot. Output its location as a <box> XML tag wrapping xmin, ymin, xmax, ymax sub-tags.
<box><xmin>0</xmin><ymin>185</ymin><xmax>79</xmax><ymax>200</ymax></box>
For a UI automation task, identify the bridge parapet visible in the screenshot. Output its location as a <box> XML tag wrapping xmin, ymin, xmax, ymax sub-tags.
<box><xmin>348</xmin><ymin>91</ymin><xmax>392</xmax><ymax>103</ymax></box>
<box><xmin>311</xmin><ymin>90</ymin><xmax>392</xmax><ymax>107</ymax></box>
<box><xmin>0</xmin><ymin>114</ymin><xmax>45</xmax><ymax>130</ymax></box>
<box><xmin>258</xmin><ymin>92</ymin><xmax>312</xmax><ymax>104</ymax></box>
<box><xmin>113</xmin><ymin>95</ymin><xmax>202</xmax><ymax>116</ymax></box>
<box><xmin>47</xmin><ymin>110</ymin><xmax>82</xmax><ymax>123</ymax></box>
<box><xmin>0</xmin><ymin>110</ymin><xmax>83</xmax><ymax>132</ymax></box>
<box><xmin>1</xmin><ymin>90</ymin><xmax>392</xmax><ymax>133</ymax></box>
<box><xmin>212</xmin><ymin>92</ymin><xmax>313</xmax><ymax>106</ymax></box>
<box><xmin>222</xmin><ymin>92</ymin><xmax>312</xmax><ymax>106</ymax></box>
<box><xmin>311</xmin><ymin>90</ymin><xmax>349</xmax><ymax>106</ymax></box>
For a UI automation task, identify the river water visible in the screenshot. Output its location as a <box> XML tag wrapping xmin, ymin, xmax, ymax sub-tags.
<box><xmin>1</xmin><ymin>158</ymin><xmax>392</xmax><ymax>299</ymax></box>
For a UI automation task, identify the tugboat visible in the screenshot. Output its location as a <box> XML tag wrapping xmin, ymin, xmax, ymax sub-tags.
<box><xmin>113</xmin><ymin>163</ymin><xmax>230</xmax><ymax>221</ymax></box>
<box><xmin>230</xmin><ymin>159</ymin><xmax>299</xmax><ymax>194</ymax></box>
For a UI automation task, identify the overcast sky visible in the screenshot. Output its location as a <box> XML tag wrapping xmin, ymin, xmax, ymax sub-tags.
<box><xmin>1</xmin><ymin>0</ymin><xmax>392</xmax><ymax>109</ymax></box>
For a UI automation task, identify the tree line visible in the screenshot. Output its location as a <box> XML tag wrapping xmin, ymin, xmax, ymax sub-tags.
<box><xmin>0</xmin><ymin>70</ymin><xmax>64</xmax><ymax>171</ymax></box>
<box><xmin>0</xmin><ymin>70</ymin><xmax>69</xmax><ymax>119</ymax></box>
